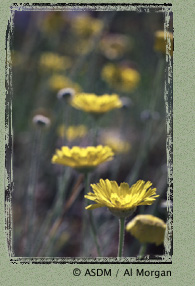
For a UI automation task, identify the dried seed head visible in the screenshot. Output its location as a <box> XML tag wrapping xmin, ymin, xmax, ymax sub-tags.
<box><xmin>140</xmin><ymin>110</ymin><xmax>160</xmax><ymax>121</ymax></box>
<box><xmin>32</xmin><ymin>114</ymin><xmax>51</xmax><ymax>127</ymax></box>
<box><xmin>120</xmin><ymin>97</ymin><xmax>132</xmax><ymax>109</ymax></box>
<box><xmin>140</xmin><ymin>110</ymin><xmax>152</xmax><ymax>121</ymax></box>
<box><xmin>57</xmin><ymin>88</ymin><xmax>75</xmax><ymax>101</ymax></box>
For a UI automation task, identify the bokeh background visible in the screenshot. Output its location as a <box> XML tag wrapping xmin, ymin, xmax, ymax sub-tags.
<box><xmin>10</xmin><ymin>9</ymin><xmax>173</xmax><ymax>258</ymax></box>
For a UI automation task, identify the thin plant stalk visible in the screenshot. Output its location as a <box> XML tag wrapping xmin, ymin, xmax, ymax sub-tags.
<box><xmin>25</xmin><ymin>127</ymin><xmax>43</xmax><ymax>256</ymax></box>
<box><xmin>83</xmin><ymin>172</ymin><xmax>102</xmax><ymax>257</ymax></box>
<box><xmin>36</xmin><ymin>167</ymin><xmax>71</xmax><ymax>256</ymax></box>
<box><xmin>118</xmin><ymin>217</ymin><xmax>125</xmax><ymax>258</ymax></box>
<box><xmin>69</xmin><ymin>12</ymin><xmax>116</xmax><ymax>81</ymax></box>
<box><xmin>138</xmin><ymin>243</ymin><xmax>147</xmax><ymax>258</ymax></box>
<box><xmin>92</xmin><ymin>116</ymin><xmax>100</xmax><ymax>146</ymax></box>
<box><xmin>126</xmin><ymin>56</ymin><xmax>165</xmax><ymax>186</ymax></box>
<box><xmin>62</xmin><ymin>101</ymin><xmax>70</xmax><ymax>146</ymax></box>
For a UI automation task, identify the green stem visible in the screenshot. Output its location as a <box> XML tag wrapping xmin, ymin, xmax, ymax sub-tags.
<box><xmin>26</xmin><ymin>128</ymin><xmax>42</xmax><ymax>256</ymax></box>
<box><xmin>118</xmin><ymin>217</ymin><xmax>125</xmax><ymax>258</ymax></box>
<box><xmin>138</xmin><ymin>243</ymin><xmax>147</xmax><ymax>258</ymax></box>
<box><xmin>126</xmin><ymin>56</ymin><xmax>165</xmax><ymax>187</ymax></box>
<box><xmin>36</xmin><ymin>168</ymin><xmax>70</xmax><ymax>256</ymax></box>
<box><xmin>83</xmin><ymin>172</ymin><xmax>102</xmax><ymax>257</ymax></box>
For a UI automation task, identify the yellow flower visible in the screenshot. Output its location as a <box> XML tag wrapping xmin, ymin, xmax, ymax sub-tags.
<box><xmin>39</xmin><ymin>52</ymin><xmax>71</xmax><ymax>72</ymax></box>
<box><xmin>101</xmin><ymin>63</ymin><xmax>140</xmax><ymax>93</ymax></box>
<box><xmin>72</xmin><ymin>14</ymin><xmax>103</xmax><ymax>38</ymax></box>
<box><xmin>99</xmin><ymin>34</ymin><xmax>130</xmax><ymax>60</ymax></box>
<box><xmin>126</xmin><ymin>214</ymin><xmax>166</xmax><ymax>246</ymax></box>
<box><xmin>101</xmin><ymin>134</ymin><xmax>131</xmax><ymax>154</ymax></box>
<box><xmin>85</xmin><ymin>179</ymin><xmax>159</xmax><ymax>218</ymax></box>
<box><xmin>70</xmin><ymin>93</ymin><xmax>122</xmax><ymax>114</ymax></box>
<box><xmin>51</xmin><ymin>145</ymin><xmax>114</xmax><ymax>173</ymax></box>
<box><xmin>154</xmin><ymin>30</ymin><xmax>173</xmax><ymax>56</ymax></box>
<box><xmin>40</xmin><ymin>12</ymin><xmax>68</xmax><ymax>34</ymax></box>
<box><xmin>57</xmin><ymin>124</ymin><xmax>88</xmax><ymax>141</ymax></box>
<box><xmin>49</xmin><ymin>74</ymin><xmax>81</xmax><ymax>92</ymax></box>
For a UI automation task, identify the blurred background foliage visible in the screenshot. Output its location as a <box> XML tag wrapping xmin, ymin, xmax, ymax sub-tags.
<box><xmin>10</xmin><ymin>9</ymin><xmax>173</xmax><ymax>257</ymax></box>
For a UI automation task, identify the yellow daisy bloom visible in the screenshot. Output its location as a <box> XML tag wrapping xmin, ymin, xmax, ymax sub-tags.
<box><xmin>39</xmin><ymin>52</ymin><xmax>71</xmax><ymax>72</ymax></box>
<box><xmin>51</xmin><ymin>145</ymin><xmax>114</xmax><ymax>173</ymax></box>
<box><xmin>85</xmin><ymin>179</ymin><xmax>159</xmax><ymax>218</ymax></box>
<box><xmin>101</xmin><ymin>134</ymin><xmax>131</xmax><ymax>154</ymax></box>
<box><xmin>154</xmin><ymin>30</ymin><xmax>173</xmax><ymax>56</ymax></box>
<box><xmin>101</xmin><ymin>63</ymin><xmax>140</xmax><ymax>93</ymax></box>
<box><xmin>49</xmin><ymin>74</ymin><xmax>81</xmax><ymax>92</ymax></box>
<box><xmin>40</xmin><ymin>12</ymin><xmax>68</xmax><ymax>34</ymax></box>
<box><xmin>126</xmin><ymin>214</ymin><xmax>166</xmax><ymax>246</ymax></box>
<box><xmin>72</xmin><ymin>14</ymin><xmax>103</xmax><ymax>38</ymax></box>
<box><xmin>99</xmin><ymin>34</ymin><xmax>130</xmax><ymax>60</ymax></box>
<box><xmin>70</xmin><ymin>93</ymin><xmax>122</xmax><ymax>114</ymax></box>
<box><xmin>57</xmin><ymin>124</ymin><xmax>88</xmax><ymax>141</ymax></box>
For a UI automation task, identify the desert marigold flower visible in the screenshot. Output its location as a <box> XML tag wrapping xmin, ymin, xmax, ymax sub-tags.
<box><xmin>101</xmin><ymin>134</ymin><xmax>131</xmax><ymax>154</ymax></box>
<box><xmin>49</xmin><ymin>74</ymin><xmax>81</xmax><ymax>92</ymax></box>
<box><xmin>51</xmin><ymin>145</ymin><xmax>114</xmax><ymax>173</ymax></box>
<box><xmin>70</xmin><ymin>93</ymin><xmax>122</xmax><ymax>114</ymax></box>
<box><xmin>126</xmin><ymin>214</ymin><xmax>166</xmax><ymax>246</ymax></box>
<box><xmin>101</xmin><ymin>63</ymin><xmax>140</xmax><ymax>93</ymax></box>
<box><xmin>72</xmin><ymin>14</ymin><xmax>103</xmax><ymax>38</ymax></box>
<box><xmin>99</xmin><ymin>34</ymin><xmax>130</xmax><ymax>60</ymax></box>
<box><xmin>39</xmin><ymin>52</ymin><xmax>71</xmax><ymax>72</ymax></box>
<box><xmin>154</xmin><ymin>30</ymin><xmax>173</xmax><ymax>56</ymax></box>
<box><xmin>40</xmin><ymin>11</ymin><xmax>68</xmax><ymax>34</ymax></box>
<box><xmin>57</xmin><ymin>124</ymin><xmax>88</xmax><ymax>141</ymax></box>
<box><xmin>85</xmin><ymin>179</ymin><xmax>159</xmax><ymax>218</ymax></box>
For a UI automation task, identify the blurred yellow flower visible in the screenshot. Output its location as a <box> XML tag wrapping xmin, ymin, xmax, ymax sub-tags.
<box><xmin>39</xmin><ymin>52</ymin><xmax>71</xmax><ymax>72</ymax></box>
<box><xmin>101</xmin><ymin>63</ymin><xmax>140</xmax><ymax>93</ymax></box>
<box><xmin>85</xmin><ymin>179</ymin><xmax>159</xmax><ymax>218</ymax></box>
<box><xmin>72</xmin><ymin>14</ymin><xmax>103</xmax><ymax>38</ymax></box>
<box><xmin>49</xmin><ymin>74</ymin><xmax>81</xmax><ymax>92</ymax></box>
<box><xmin>154</xmin><ymin>30</ymin><xmax>173</xmax><ymax>56</ymax></box>
<box><xmin>57</xmin><ymin>124</ymin><xmax>88</xmax><ymax>141</ymax></box>
<box><xmin>52</xmin><ymin>145</ymin><xmax>114</xmax><ymax>173</ymax></box>
<box><xmin>40</xmin><ymin>11</ymin><xmax>68</xmax><ymax>34</ymax></box>
<box><xmin>101</xmin><ymin>134</ymin><xmax>131</xmax><ymax>154</ymax></box>
<box><xmin>99</xmin><ymin>34</ymin><xmax>130</xmax><ymax>60</ymax></box>
<box><xmin>71</xmin><ymin>93</ymin><xmax>122</xmax><ymax>114</ymax></box>
<box><xmin>126</xmin><ymin>214</ymin><xmax>166</xmax><ymax>246</ymax></box>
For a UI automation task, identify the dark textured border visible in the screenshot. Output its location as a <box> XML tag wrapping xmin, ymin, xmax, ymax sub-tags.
<box><xmin>5</xmin><ymin>3</ymin><xmax>173</xmax><ymax>264</ymax></box>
